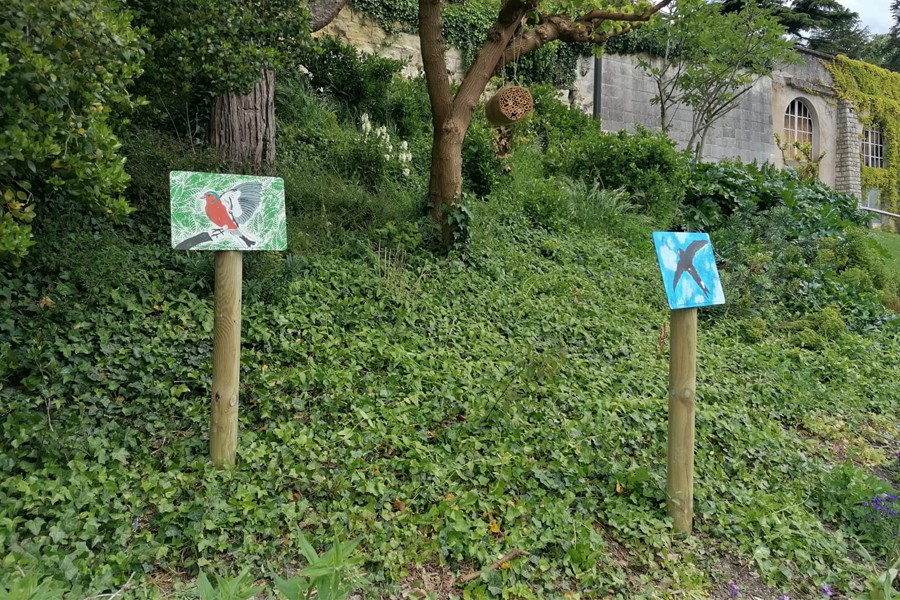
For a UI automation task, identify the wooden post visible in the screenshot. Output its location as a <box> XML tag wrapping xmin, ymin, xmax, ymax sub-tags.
<box><xmin>667</xmin><ymin>307</ymin><xmax>697</xmax><ymax>533</ymax></box>
<box><xmin>210</xmin><ymin>250</ymin><xmax>243</xmax><ymax>468</ymax></box>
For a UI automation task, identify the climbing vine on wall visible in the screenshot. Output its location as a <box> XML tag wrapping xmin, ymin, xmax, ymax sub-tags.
<box><xmin>348</xmin><ymin>0</ymin><xmax>584</xmax><ymax>87</ymax></box>
<box><xmin>828</xmin><ymin>55</ymin><xmax>900</xmax><ymax>212</ymax></box>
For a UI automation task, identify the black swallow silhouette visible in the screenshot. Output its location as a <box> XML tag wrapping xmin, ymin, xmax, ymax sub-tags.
<box><xmin>672</xmin><ymin>240</ymin><xmax>711</xmax><ymax>297</ymax></box>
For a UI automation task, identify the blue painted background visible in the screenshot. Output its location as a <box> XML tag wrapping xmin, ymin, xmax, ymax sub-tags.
<box><xmin>653</xmin><ymin>232</ymin><xmax>725</xmax><ymax>310</ymax></box>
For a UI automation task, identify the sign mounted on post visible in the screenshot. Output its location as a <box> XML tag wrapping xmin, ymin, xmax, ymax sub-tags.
<box><xmin>652</xmin><ymin>231</ymin><xmax>724</xmax><ymax>534</ymax></box>
<box><xmin>170</xmin><ymin>171</ymin><xmax>286</xmax><ymax>251</ymax></box>
<box><xmin>170</xmin><ymin>170</ymin><xmax>287</xmax><ymax>468</ymax></box>
<box><xmin>653</xmin><ymin>232</ymin><xmax>725</xmax><ymax>310</ymax></box>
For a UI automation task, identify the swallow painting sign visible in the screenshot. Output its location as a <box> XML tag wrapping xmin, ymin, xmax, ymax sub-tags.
<box><xmin>652</xmin><ymin>231</ymin><xmax>725</xmax><ymax>534</ymax></box>
<box><xmin>652</xmin><ymin>232</ymin><xmax>725</xmax><ymax>310</ymax></box>
<box><xmin>170</xmin><ymin>171</ymin><xmax>286</xmax><ymax>251</ymax></box>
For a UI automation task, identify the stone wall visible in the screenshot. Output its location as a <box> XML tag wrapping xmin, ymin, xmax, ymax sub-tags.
<box><xmin>596</xmin><ymin>53</ymin><xmax>775</xmax><ymax>164</ymax></box>
<box><xmin>834</xmin><ymin>99</ymin><xmax>863</xmax><ymax>199</ymax></box>
<box><xmin>771</xmin><ymin>50</ymin><xmax>839</xmax><ymax>188</ymax></box>
<box><xmin>316</xmin><ymin>5</ymin><xmax>464</xmax><ymax>80</ymax></box>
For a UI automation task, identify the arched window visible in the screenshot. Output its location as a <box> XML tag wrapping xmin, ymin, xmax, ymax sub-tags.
<box><xmin>783</xmin><ymin>98</ymin><xmax>814</xmax><ymax>160</ymax></box>
<box><xmin>862</xmin><ymin>124</ymin><xmax>885</xmax><ymax>169</ymax></box>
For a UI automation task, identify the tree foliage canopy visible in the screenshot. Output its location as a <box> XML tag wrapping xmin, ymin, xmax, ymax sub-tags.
<box><xmin>886</xmin><ymin>0</ymin><xmax>900</xmax><ymax>72</ymax></box>
<box><xmin>637</xmin><ymin>0</ymin><xmax>795</xmax><ymax>157</ymax></box>
<box><xmin>0</xmin><ymin>0</ymin><xmax>143</xmax><ymax>264</ymax></box>
<box><xmin>124</xmin><ymin>0</ymin><xmax>311</xmax><ymax>125</ymax></box>
<box><xmin>720</xmin><ymin>0</ymin><xmax>874</xmax><ymax>61</ymax></box>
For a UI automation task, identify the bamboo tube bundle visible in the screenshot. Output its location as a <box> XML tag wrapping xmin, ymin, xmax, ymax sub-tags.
<box><xmin>485</xmin><ymin>86</ymin><xmax>533</xmax><ymax>126</ymax></box>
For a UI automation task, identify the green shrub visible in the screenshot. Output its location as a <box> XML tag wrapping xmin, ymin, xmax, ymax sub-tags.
<box><xmin>565</xmin><ymin>180</ymin><xmax>641</xmax><ymax>232</ymax></box>
<box><xmin>547</xmin><ymin>126</ymin><xmax>690</xmax><ymax>224</ymax></box>
<box><xmin>384</xmin><ymin>77</ymin><xmax>433</xmax><ymax>143</ymax></box>
<box><xmin>689</xmin><ymin>161</ymin><xmax>893</xmax><ymax>328</ymax></box>
<box><xmin>128</xmin><ymin>0</ymin><xmax>310</xmax><ymax>131</ymax></box>
<box><xmin>522</xmin><ymin>178</ymin><xmax>573</xmax><ymax>231</ymax></box>
<box><xmin>462</xmin><ymin>114</ymin><xmax>502</xmax><ymax>198</ymax></box>
<box><xmin>812</xmin><ymin>462</ymin><xmax>899</xmax><ymax>560</ymax></box>
<box><xmin>0</xmin><ymin>0</ymin><xmax>143</xmax><ymax>263</ymax></box>
<box><xmin>282</xmin><ymin>157</ymin><xmax>421</xmax><ymax>250</ymax></box>
<box><xmin>812</xmin><ymin>306</ymin><xmax>847</xmax><ymax>339</ymax></box>
<box><xmin>299</xmin><ymin>37</ymin><xmax>404</xmax><ymax>122</ymax></box>
<box><xmin>523</xmin><ymin>84</ymin><xmax>600</xmax><ymax>151</ymax></box>
<box><xmin>122</xmin><ymin>127</ymin><xmax>226</xmax><ymax>229</ymax></box>
<box><xmin>682</xmin><ymin>161</ymin><xmax>865</xmax><ymax>235</ymax></box>
<box><xmin>741</xmin><ymin>316</ymin><xmax>768</xmax><ymax>343</ymax></box>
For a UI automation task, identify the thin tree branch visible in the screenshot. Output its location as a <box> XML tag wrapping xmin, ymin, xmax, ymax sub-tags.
<box><xmin>498</xmin><ymin>0</ymin><xmax>673</xmax><ymax>68</ymax></box>
<box><xmin>577</xmin><ymin>0</ymin><xmax>676</xmax><ymax>23</ymax></box>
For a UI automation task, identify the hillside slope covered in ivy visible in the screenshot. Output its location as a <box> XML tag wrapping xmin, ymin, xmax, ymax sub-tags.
<box><xmin>2</xmin><ymin>54</ymin><xmax>899</xmax><ymax>599</ymax></box>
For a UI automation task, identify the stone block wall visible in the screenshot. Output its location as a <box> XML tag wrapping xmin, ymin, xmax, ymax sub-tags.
<box><xmin>596</xmin><ymin>53</ymin><xmax>776</xmax><ymax>164</ymax></box>
<box><xmin>834</xmin><ymin>98</ymin><xmax>863</xmax><ymax>199</ymax></box>
<box><xmin>316</xmin><ymin>5</ymin><xmax>464</xmax><ymax>80</ymax></box>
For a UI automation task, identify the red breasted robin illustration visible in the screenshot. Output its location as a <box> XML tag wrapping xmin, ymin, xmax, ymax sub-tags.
<box><xmin>203</xmin><ymin>183</ymin><xmax>262</xmax><ymax>248</ymax></box>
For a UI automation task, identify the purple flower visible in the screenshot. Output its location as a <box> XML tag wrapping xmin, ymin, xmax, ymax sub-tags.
<box><xmin>728</xmin><ymin>580</ymin><xmax>739</xmax><ymax>597</ymax></box>
<box><xmin>821</xmin><ymin>584</ymin><xmax>833</xmax><ymax>597</ymax></box>
<box><xmin>777</xmin><ymin>595</ymin><xmax>791</xmax><ymax>600</ymax></box>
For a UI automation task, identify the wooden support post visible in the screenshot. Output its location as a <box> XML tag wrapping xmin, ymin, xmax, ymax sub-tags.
<box><xmin>667</xmin><ymin>307</ymin><xmax>697</xmax><ymax>534</ymax></box>
<box><xmin>210</xmin><ymin>251</ymin><xmax>243</xmax><ymax>468</ymax></box>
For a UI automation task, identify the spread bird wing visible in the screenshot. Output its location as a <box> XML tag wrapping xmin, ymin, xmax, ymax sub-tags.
<box><xmin>231</xmin><ymin>183</ymin><xmax>262</xmax><ymax>225</ymax></box>
<box><xmin>672</xmin><ymin>265</ymin><xmax>684</xmax><ymax>293</ymax></box>
<box><xmin>681</xmin><ymin>239</ymin><xmax>708</xmax><ymax>262</ymax></box>
<box><xmin>686</xmin><ymin>265</ymin><xmax>710</xmax><ymax>297</ymax></box>
<box><xmin>219</xmin><ymin>190</ymin><xmax>243</xmax><ymax>222</ymax></box>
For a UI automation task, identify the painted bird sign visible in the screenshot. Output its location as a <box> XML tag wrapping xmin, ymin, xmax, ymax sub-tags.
<box><xmin>652</xmin><ymin>232</ymin><xmax>725</xmax><ymax>310</ymax></box>
<box><xmin>170</xmin><ymin>171</ymin><xmax>286</xmax><ymax>251</ymax></box>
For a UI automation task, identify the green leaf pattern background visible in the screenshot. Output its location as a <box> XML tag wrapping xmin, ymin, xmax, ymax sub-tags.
<box><xmin>170</xmin><ymin>171</ymin><xmax>287</xmax><ymax>251</ymax></box>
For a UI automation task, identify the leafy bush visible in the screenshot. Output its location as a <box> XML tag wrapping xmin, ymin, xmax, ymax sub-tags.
<box><xmin>684</xmin><ymin>161</ymin><xmax>896</xmax><ymax>329</ymax></box>
<box><xmin>299</xmin><ymin>36</ymin><xmax>404</xmax><ymax>122</ymax></box>
<box><xmin>127</xmin><ymin>0</ymin><xmax>310</xmax><ymax>131</ymax></box>
<box><xmin>383</xmin><ymin>76</ymin><xmax>433</xmax><ymax>143</ymax></box>
<box><xmin>523</xmin><ymin>84</ymin><xmax>601</xmax><ymax>151</ymax></box>
<box><xmin>0</xmin><ymin>0</ymin><xmax>143</xmax><ymax>263</ymax></box>
<box><xmin>122</xmin><ymin>127</ymin><xmax>226</xmax><ymax>227</ymax></box>
<box><xmin>276</xmin><ymin>73</ymin><xmax>428</xmax><ymax>207</ymax></box>
<box><xmin>462</xmin><ymin>114</ymin><xmax>502</xmax><ymax>198</ymax></box>
<box><xmin>682</xmin><ymin>161</ymin><xmax>865</xmax><ymax>234</ymax></box>
<box><xmin>812</xmin><ymin>462</ymin><xmax>899</xmax><ymax>560</ymax></box>
<box><xmin>546</xmin><ymin>125</ymin><xmax>690</xmax><ymax>224</ymax></box>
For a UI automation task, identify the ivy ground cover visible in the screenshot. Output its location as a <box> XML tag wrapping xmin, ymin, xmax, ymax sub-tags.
<box><xmin>2</xmin><ymin>198</ymin><xmax>899</xmax><ymax>599</ymax></box>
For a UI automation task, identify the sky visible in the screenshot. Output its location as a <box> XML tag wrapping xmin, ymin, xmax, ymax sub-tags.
<box><xmin>837</xmin><ymin>0</ymin><xmax>892</xmax><ymax>35</ymax></box>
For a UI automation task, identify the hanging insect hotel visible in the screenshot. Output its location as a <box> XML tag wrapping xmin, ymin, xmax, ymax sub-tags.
<box><xmin>485</xmin><ymin>86</ymin><xmax>533</xmax><ymax>126</ymax></box>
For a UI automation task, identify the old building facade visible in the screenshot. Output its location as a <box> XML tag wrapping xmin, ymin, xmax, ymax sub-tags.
<box><xmin>589</xmin><ymin>48</ymin><xmax>868</xmax><ymax>201</ymax></box>
<box><xmin>320</xmin><ymin>7</ymin><xmax>880</xmax><ymax>204</ymax></box>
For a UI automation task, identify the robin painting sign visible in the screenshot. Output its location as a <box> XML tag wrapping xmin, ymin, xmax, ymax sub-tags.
<box><xmin>652</xmin><ymin>232</ymin><xmax>725</xmax><ymax>310</ymax></box>
<box><xmin>170</xmin><ymin>171</ymin><xmax>287</xmax><ymax>251</ymax></box>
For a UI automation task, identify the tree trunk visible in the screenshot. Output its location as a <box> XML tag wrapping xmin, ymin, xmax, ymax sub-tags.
<box><xmin>429</xmin><ymin>122</ymin><xmax>465</xmax><ymax>246</ymax></box>
<box><xmin>310</xmin><ymin>0</ymin><xmax>349</xmax><ymax>32</ymax></box>
<box><xmin>209</xmin><ymin>69</ymin><xmax>276</xmax><ymax>166</ymax></box>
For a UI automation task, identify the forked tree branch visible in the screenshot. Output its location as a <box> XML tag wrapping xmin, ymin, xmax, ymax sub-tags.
<box><xmin>499</xmin><ymin>0</ymin><xmax>674</xmax><ymax>67</ymax></box>
<box><xmin>451</xmin><ymin>0</ymin><xmax>537</xmax><ymax>125</ymax></box>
